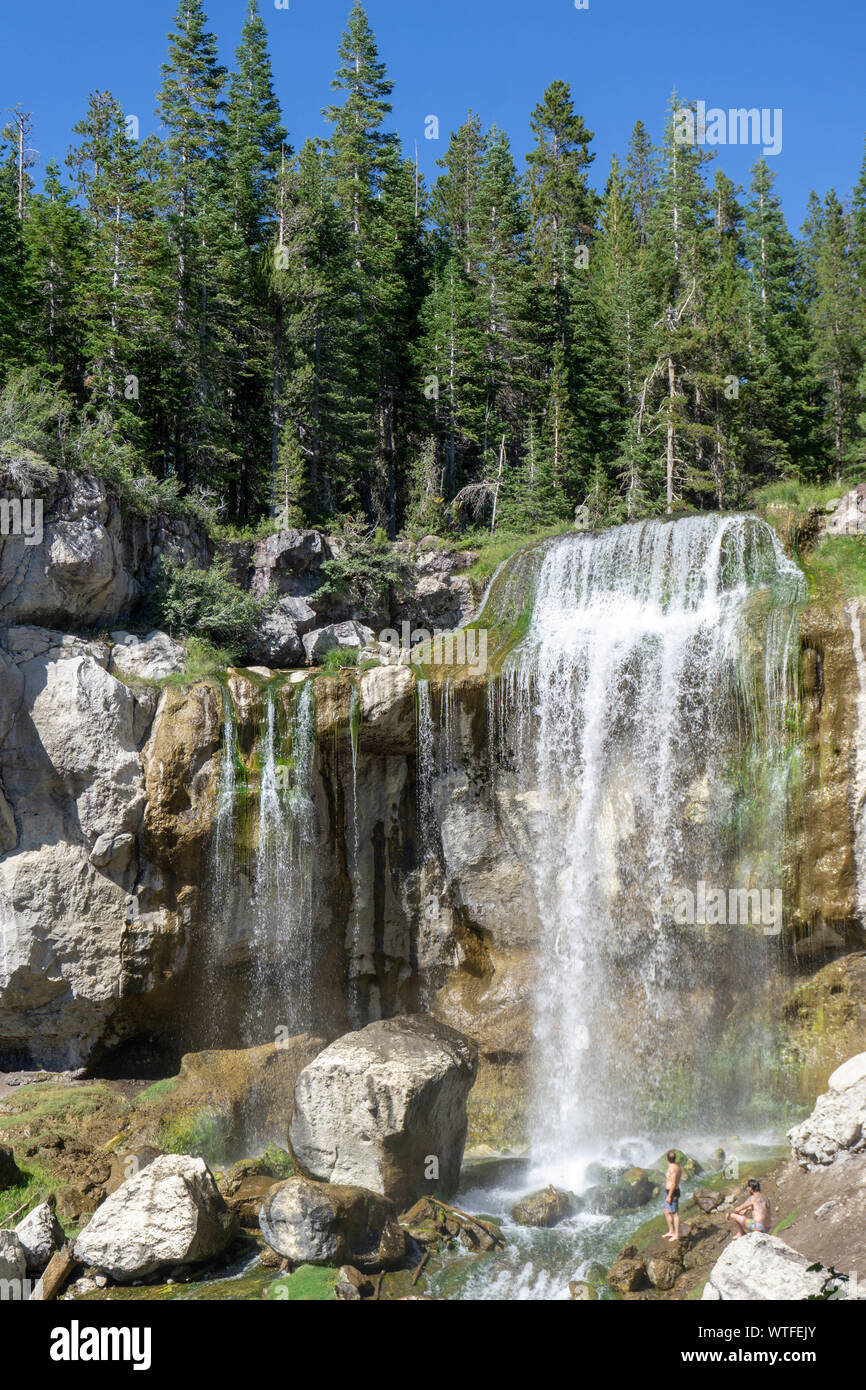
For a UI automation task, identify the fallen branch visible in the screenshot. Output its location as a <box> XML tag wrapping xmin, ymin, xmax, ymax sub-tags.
<box><xmin>430</xmin><ymin>1199</ymin><xmax>504</xmax><ymax>1248</ymax></box>
<box><xmin>411</xmin><ymin>1251</ymin><xmax>430</xmax><ymax>1287</ymax></box>
<box><xmin>0</xmin><ymin>1200</ymin><xmax>29</xmax><ymax>1227</ymax></box>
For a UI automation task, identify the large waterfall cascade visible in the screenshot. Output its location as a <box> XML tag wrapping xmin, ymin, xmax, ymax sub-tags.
<box><xmin>477</xmin><ymin>514</ymin><xmax>806</xmax><ymax>1172</ymax></box>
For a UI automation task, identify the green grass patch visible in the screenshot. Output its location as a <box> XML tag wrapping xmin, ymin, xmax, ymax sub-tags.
<box><xmin>134</xmin><ymin>1077</ymin><xmax>179</xmax><ymax>1106</ymax></box>
<box><xmin>319</xmin><ymin>646</ymin><xmax>359</xmax><ymax>676</ymax></box>
<box><xmin>157</xmin><ymin>1108</ymin><xmax>224</xmax><ymax>1165</ymax></box>
<box><xmin>751</xmin><ymin>479</ymin><xmax>847</xmax><ymax>513</ymax></box>
<box><xmin>802</xmin><ymin>535</ymin><xmax>866</xmax><ymax>602</ymax></box>
<box><xmin>459</xmin><ymin>523</ymin><xmax>572</xmax><ymax>584</ymax></box>
<box><xmin>0</xmin><ymin>1160</ymin><xmax>57</xmax><ymax>1226</ymax></box>
<box><xmin>0</xmin><ymin>1081</ymin><xmax>118</xmax><ymax>1136</ymax></box>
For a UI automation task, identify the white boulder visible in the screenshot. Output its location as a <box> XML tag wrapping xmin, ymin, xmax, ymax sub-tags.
<box><xmin>15</xmin><ymin>1201</ymin><xmax>65</xmax><ymax>1272</ymax></box>
<box><xmin>74</xmin><ymin>1155</ymin><xmax>236</xmax><ymax>1281</ymax></box>
<box><xmin>787</xmin><ymin>1073</ymin><xmax>866</xmax><ymax>1169</ymax></box>
<box><xmin>110</xmin><ymin>630</ymin><xmax>186</xmax><ymax>682</ymax></box>
<box><xmin>289</xmin><ymin>1015</ymin><xmax>478</xmax><ymax>1208</ymax></box>
<box><xmin>702</xmin><ymin>1232</ymin><xmax>835</xmax><ymax>1301</ymax></box>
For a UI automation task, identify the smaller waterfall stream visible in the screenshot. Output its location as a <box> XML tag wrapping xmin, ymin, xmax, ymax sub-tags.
<box><xmin>248</xmin><ymin>680</ymin><xmax>317</xmax><ymax>1037</ymax></box>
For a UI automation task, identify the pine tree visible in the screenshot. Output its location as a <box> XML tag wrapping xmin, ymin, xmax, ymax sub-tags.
<box><xmin>220</xmin><ymin>0</ymin><xmax>288</xmax><ymax>518</ymax></box>
<box><xmin>22</xmin><ymin>160</ymin><xmax>88</xmax><ymax>391</ymax></box>
<box><xmin>155</xmin><ymin>0</ymin><xmax>227</xmax><ymax>486</ymax></box>
<box><xmin>805</xmin><ymin>190</ymin><xmax>861</xmax><ymax>480</ymax></box>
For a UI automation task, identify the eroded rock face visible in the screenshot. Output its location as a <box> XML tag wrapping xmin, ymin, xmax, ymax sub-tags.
<box><xmin>0</xmin><ymin>465</ymin><xmax>210</xmax><ymax>630</ymax></box>
<box><xmin>0</xmin><ymin>632</ymin><xmax>162</xmax><ymax>1067</ymax></box>
<box><xmin>702</xmin><ymin>1232</ymin><xmax>835</xmax><ymax>1300</ymax></box>
<box><xmin>289</xmin><ymin>1015</ymin><xmax>478</xmax><ymax>1207</ymax></box>
<box><xmin>259</xmin><ymin>1177</ymin><xmax>408</xmax><ymax>1270</ymax></box>
<box><xmin>74</xmin><ymin>1154</ymin><xmax>236</xmax><ymax>1281</ymax></box>
<box><xmin>787</xmin><ymin>1068</ymin><xmax>866</xmax><ymax>1169</ymax></box>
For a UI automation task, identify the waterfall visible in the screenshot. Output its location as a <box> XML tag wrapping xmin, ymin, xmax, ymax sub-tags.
<box><xmin>249</xmin><ymin>680</ymin><xmax>317</xmax><ymax>1035</ymax></box>
<box><xmin>213</xmin><ymin>685</ymin><xmax>239</xmax><ymax>905</ymax></box>
<box><xmin>491</xmin><ymin>514</ymin><xmax>804</xmax><ymax>1170</ymax></box>
<box><xmin>347</xmin><ymin>684</ymin><xmax>364</xmax><ymax>1026</ymax></box>
<box><xmin>846</xmin><ymin>601</ymin><xmax>866</xmax><ymax>924</ymax></box>
<box><xmin>416</xmin><ymin>678</ymin><xmax>437</xmax><ymax>860</ymax></box>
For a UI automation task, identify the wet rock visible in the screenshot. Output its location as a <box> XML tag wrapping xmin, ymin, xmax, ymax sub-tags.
<box><xmin>510</xmin><ymin>1185</ymin><xmax>575</xmax><ymax>1228</ymax></box>
<box><xmin>222</xmin><ymin>1175</ymin><xmax>281</xmax><ymax>1229</ymax></box>
<box><xmin>607</xmin><ymin>1255</ymin><xmax>648</xmax><ymax>1293</ymax></box>
<box><xmin>646</xmin><ymin>1246</ymin><xmax>684</xmax><ymax>1291</ymax></box>
<box><xmin>74</xmin><ymin>1155</ymin><xmax>237</xmax><ymax>1282</ymax></box>
<box><xmin>569</xmin><ymin>1280</ymin><xmax>597</xmax><ymax>1300</ymax></box>
<box><xmin>652</xmin><ymin>1150</ymin><xmax>702</xmax><ymax>1178</ymax></box>
<box><xmin>259</xmin><ymin>1176</ymin><xmax>408</xmax><ymax>1271</ymax></box>
<box><xmin>15</xmin><ymin>1201</ymin><xmax>65</xmax><ymax>1273</ymax></box>
<box><xmin>289</xmin><ymin>1015</ymin><xmax>478</xmax><ymax>1208</ymax></box>
<box><xmin>339</xmin><ymin>1264</ymin><xmax>374</xmax><ymax>1297</ymax></box>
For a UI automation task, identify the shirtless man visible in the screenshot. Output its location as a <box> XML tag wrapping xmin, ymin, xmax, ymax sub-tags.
<box><xmin>663</xmin><ymin>1150</ymin><xmax>682</xmax><ymax>1242</ymax></box>
<box><xmin>726</xmin><ymin>1178</ymin><xmax>771</xmax><ymax>1239</ymax></box>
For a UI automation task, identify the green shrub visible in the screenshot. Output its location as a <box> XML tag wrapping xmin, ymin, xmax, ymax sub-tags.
<box><xmin>316</xmin><ymin>518</ymin><xmax>410</xmax><ymax>610</ymax></box>
<box><xmin>148</xmin><ymin>557</ymin><xmax>270</xmax><ymax>659</ymax></box>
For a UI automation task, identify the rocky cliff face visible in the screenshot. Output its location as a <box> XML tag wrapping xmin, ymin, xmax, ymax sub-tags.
<box><xmin>2</xmin><ymin>483</ymin><xmax>866</xmax><ymax>1148</ymax></box>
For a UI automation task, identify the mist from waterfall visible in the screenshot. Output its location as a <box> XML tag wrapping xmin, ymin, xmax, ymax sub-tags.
<box><xmin>486</xmin><ymin>514</ymin><xmax>805</xmax><ymax>1173</ymax></box>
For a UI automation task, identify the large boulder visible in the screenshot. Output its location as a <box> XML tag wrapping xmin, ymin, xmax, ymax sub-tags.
<box><xmin>787</xmin><ymin>1064</ymin><xmax>866</xmax><ymax>1169</ymax></box>
<box><xmin>289</xmin><ymin>1015</ymin><xmax>478</xmax><ymax>1208</ymax></box>
<box><xmin>244</xmin><ymin>599</ymin><xmax>312</xmax><ymax>669</ymax></box>
<box><xmin>303</xmin><ymin>621</ymin><xmax>375</xmax><ymax>666</ymax></box>
<box><xmin>259</xmin><ymin>1176</ymin><xmax>408</xmax><ymax>1271</ymax></box>
<box><xmin>702</xmin><ymin>1232</ymin><xmax>838</xmax><ymax>1300</ymax></box>
<box><xmin>74</xmin><ymin>1154</ymin><xmax>236</xmax><ymax>1281</ymax></box>
<box><xmin>15</xmin><ymin>1201</ymin><xmax>65</xmax><ymax>1272</ymax></box>
<box><xmin>109</xmin><ymin>630</ymin><xmax>185</xmax><ymax>682</ymax></box>
<box><xmin>510</xmin><ymin>1186</ymin><xmax>575</xmax><ymax>1228</ymax></box>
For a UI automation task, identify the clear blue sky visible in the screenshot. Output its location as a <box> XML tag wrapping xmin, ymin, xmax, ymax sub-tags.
<box><xmin>2</xmin><ymin>0</ymin><xmax>864</xmax><ymax>230</ymax></box>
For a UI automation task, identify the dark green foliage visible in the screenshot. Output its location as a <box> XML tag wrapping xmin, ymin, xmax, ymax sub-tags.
<box><xmin>315</xmin><ymin>518</ymin><xmax>411</xmax><ymax>611</ymax></box>
<box><xmin>3</xmin><ymin>7</ymin><xmax>865</xmax><ymax>539</ymax></box>
<box><xmin>149</xmin><ymin>555</ymin><xmax>270</xmax><ymax>653</ymax></box>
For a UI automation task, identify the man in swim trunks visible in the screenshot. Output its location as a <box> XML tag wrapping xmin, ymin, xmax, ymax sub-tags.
<box><xmin>726</xmin><ymin>1178</ymin><xmax>771</xmax><ymax>1239</ymax></box>
<box><xmin>663</xmin><ymin>1149</ymin><xmax>682</xmax><ymax>1242</ymax></box>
